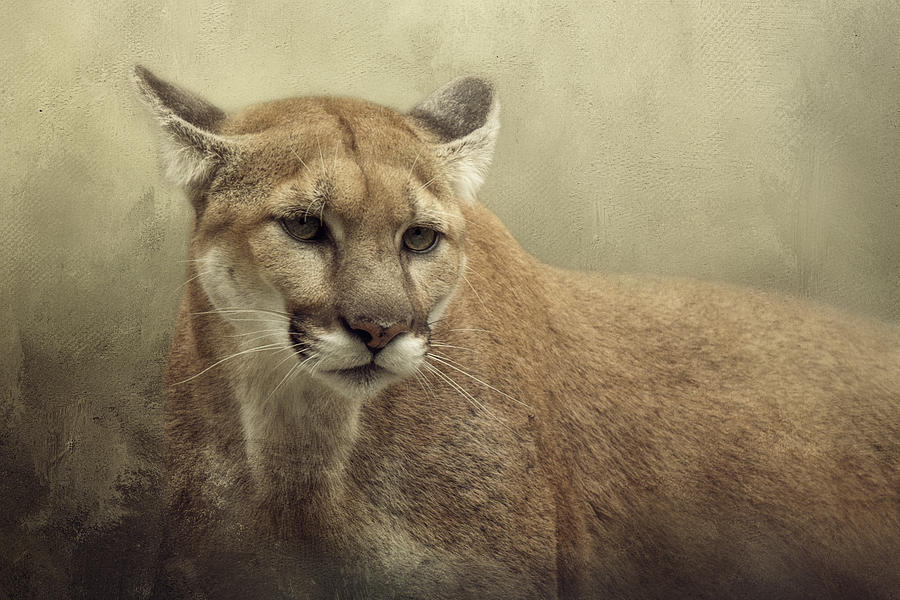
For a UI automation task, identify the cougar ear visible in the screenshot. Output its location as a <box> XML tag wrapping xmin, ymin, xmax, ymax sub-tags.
<box><xmin>409</xmin><ymin>77</ymin><xmax>499</xmax><ymax>203</ymax></box>
<box><xmin>132</xmin><ymin>65</ymin><xmax>232</xmax><ymax>191</ymax></box>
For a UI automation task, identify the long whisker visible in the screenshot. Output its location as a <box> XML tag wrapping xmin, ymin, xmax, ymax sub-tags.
<box><xmin>173</xmin><ymin>270</ymin><xmax>214</xmax><ymax>293</ymax></box>
<box><xmin>316</xmin><ymin>135</ymin><xmax>327</xmax><ymax>177</ymax></box>
<box><xmin>189</xmin><ymin>310</ymin><xmax>290</xmax><ymax>328</ymax></box>
<box><xmin>461</xmin><ymin>272</ymin><xmax>488</xmax><ymax>312</ymax></box>
<box><xmin>267</xmin><ymin>344</ymin><xmax>307</xmax><ymax>372</ymax></box>
<box><xmin>423</xmin><ymin>362</ymin><xmax>523</xmax><ymax>439</ymax></box>
<box><xmin>448</xmin><ymin>328</ymin><xmax>494</xmax><ymax>334</ymax></box>
<box><xmin>310</xmin><ymin>354</ymin><xmax>327</xmax><ymax>375</ymax></box>
<box><xmin>413</xmin><ymin>367</ymin><xmax>436</xmax><ymax>402</ymax></box>
<box><xmin>192</xmin><ymin>307</ymin><xmax>292</xmax><ymax>318</ymax></box>
<box><xmin>226</xmin><ymin>328</ymin><xmax>289</xmax><ymax>339</ymax></box>
<box><xmin>212</xmin><ymin>319</ymin><xmax>290</xmax><ymax>327</ymax></box>
<box><xmin>172</xmin><ymin>343</ymin><xmax>287</xmax><ymax>386</ymax></box>
<box><xmin>421</xmin><ymin>362</ymin><xmax>519</xmax><ymax>436</ymax></box>
<box><xmin>301</xmin><ymin>195</ymin><xmax>326</xmax><ymax>221</ymax></box>
<box><xmin>240</xmin><ymin>332</ymin><xmax>300</xmax><ymax>348</ymax></box>
<box><xmin>421</xmin><ymin>361</ymin><xmax>490</xmax><ymax>415</ymax></box>
<box><xmin>265</xmin><ymin>361</ymin><xmax>303</xmax><ymax>403</ymax></box>
<box><xmin>429</xmin><ymin>342</ymin><xmax>476</xmax><ymax>352</ymax></box>
<box><xmin>464</xmin><ymin>264</ymin><xmax>489</xmax><ymax>281</ymax></box>
<box><xmin>264</xmin><ymin>349</ymin><xmax>317</xmax><ymax>403</ymax></box>
<box><xmin>426</xmin><ymin>353</ymin><xmax>530</xmax><ymax>409</ymax></box>
<box><xmin>290</xmin><ymin>145</ymin><xmax>309</xmax><ymax>171</ymax></box>
<box><xmin>416</xmin><ymin>176</ymin><xmax>436</xmax><ymax>193</ymax></box>
<box><xmin>406</xmin><ymin>150</ymin><xmax>421</xmax><ymax>186</ymax></box>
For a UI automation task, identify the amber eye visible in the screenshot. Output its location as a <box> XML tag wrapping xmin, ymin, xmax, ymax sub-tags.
<box><xmin>281</xmin><ymin>215</ymin><xmax>323</xmax><ymax>241</ymax></box>
<box><xmin>402</xmin><ymin>226</ymin><xmax>439</xmax><ymax>253</ymax></box>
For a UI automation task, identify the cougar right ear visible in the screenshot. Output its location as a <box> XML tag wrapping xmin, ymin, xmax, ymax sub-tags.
<box><xmin>132</xmin><ymin>65</ymin><xmax>233</xmax><ymax>193</ymax></box>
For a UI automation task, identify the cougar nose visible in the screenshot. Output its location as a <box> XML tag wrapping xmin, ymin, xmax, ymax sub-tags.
<box><xmin>344</xmin><ymin>318</ymin><xmax>410</xmax><ymax>350</ymax></box>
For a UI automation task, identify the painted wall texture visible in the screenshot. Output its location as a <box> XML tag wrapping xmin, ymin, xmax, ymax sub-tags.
<box><xmin>2</xmin><ymin>1</ymin><xmax>898</xmax><ymax>596</ymax></box>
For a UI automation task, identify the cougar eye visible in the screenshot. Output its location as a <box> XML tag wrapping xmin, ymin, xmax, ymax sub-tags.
<box><xmin>281</xmin><ymin>215</ymin><xmax>323</xmax><ymax>241</ymax></box>
<box><xmin>402</xmin><ymin>226</ymin><xmax>439</xmax><ymax>253</ymax></box>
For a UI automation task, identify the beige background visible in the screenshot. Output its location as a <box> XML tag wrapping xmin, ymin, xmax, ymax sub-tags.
<box><xmin>2</xmin><ymin>1</ymin><xmax>898</xmax><ymax>596</ymax></box>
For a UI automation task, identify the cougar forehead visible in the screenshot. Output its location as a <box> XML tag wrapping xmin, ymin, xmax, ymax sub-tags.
<box><xmin>227</xmin><ymin>96</ymin><xmax>447</xmax><ymax>187</ymax></box>
<box><xmin>199</xmin><ymin>96</ymin><xmax>461</xmax><ymax>237</ymax></box>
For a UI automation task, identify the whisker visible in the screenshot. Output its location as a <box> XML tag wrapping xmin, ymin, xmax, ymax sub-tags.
<box><xmin>464</xmin><ymin>264</ymin><xmax>489</xmax><ymax>281</ymax></box>
<box><xmin>421</xmin><ymin>361</ymin><xmax>488</xmax><ymax>414</ymax></box>
<box><xmin>173</xmin><ymin>270</ymin><xmax>214</xmax><ymax>293</ymax></box>
<box><xmin>236</xmin><ymin>329</ymin><xmax>298</xmax><ymax>346</ymax></box>
<box><xmin>189</xmin><ymin>310</ymin><xmax>290</xmax><ymax>329</ymax></box>
<box><xmin>214</xmin><ymin>318</ymin><xmax>290</xmax><ymax>327</ymax></box>
<box><xmin>226</xmin><ymin>328</ymin><xmax>289</xmax><ymax>339</ymax></box>
<box><xmin>267</xmin><ymin>361</ymin><xmax>303</xmax><ymax>402</ymax></box>
<box><xmin>298</xmin><ymin>193</ymin><xmax>325</xmax><ymax>221</ymax></box>
<box><xmin>426</xmin><ymin>353</ymin><xmax>530</xmax><ymax>409</ymax></box>
<box><xmin>406</xmin><ymin>150</ymin><xmax>421</xmax><ymax>186</ymax></box>
<box><xmin>264</xmin><ymin>350</ymin><xmax>314</xmax><ymax>403</ymax></box>
<box><xmin>413</xmin><ymin>367</ymin><xmax>436</xmax><ymax>402</ymax></box>
<box><xmin>172</xmin><ymin>343</ymin><xmax>287</xmax><ymax>386</ymax></box>
<box><xmin>421</xmin><ymin>362</ymin><xmax>517</xmax><ymax>434</ymax></box>
<box><xmin>290</xmin><ymin>145</ymin><xmax>309</xmax><ymax>171</ymax></box>
<box><xmin>429</xmin><ymin>342</ymin><xmax>475</xmax><ymax>352</ymax></box>
<box><xmin>316</xmin><ymin>135</ymin><xmax>327</xmax><ymax>177</ymax></box>
<box><xmin>423</xmin><ymin>362</ymin><xmax>522</xmax><ymax>438</ymax></box>
<box><xmin>193</xmin><ymin>307</ymin><xmax>292</xmax><ymax>318</ymax></box>
<box><xmin>240</xmin><ymin>333</ymin><xmax>282</xmax><ymax>346</ymax></box>
<box><xmin>416</xmin><ymin>176</ymin><xmax>436</xmax><ymax>192</ymax></box>
<box><xmin>310</xmin><ymin>354</ymin><xmax>327</xmax><ymax>375</ymax></box>
<box><xmin>461</xmin><ymin>273</ymin><xmax>488</xmax><ymax>313</ymax></box>
<box><xmin>273</xmin><ymin>343</ymin><xmax>308</xmax><ymax>365</ymax></box>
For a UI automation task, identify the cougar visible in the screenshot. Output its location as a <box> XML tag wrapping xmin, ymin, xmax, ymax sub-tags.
<box><xmin>134</xmin><ymin>66</ymin><xmax>899</xmax><ymax>599</ymax></box>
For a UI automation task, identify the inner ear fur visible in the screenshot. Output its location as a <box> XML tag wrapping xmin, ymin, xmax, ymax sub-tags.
<box><xmin>132</xmin><ymin>65</ymin><xmax>232</xmax><ymax>193</ymax></box>
<box><xmin>409</xmin><ymin>77</ymin><xmax>500</xmax><ymax>203</ymax></box>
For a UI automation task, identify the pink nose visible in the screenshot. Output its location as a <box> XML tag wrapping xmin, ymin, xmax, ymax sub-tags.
<box><xmin>345</xmin><ymin>319</ymin><xmax>410</xmax><ymax>350</ymax></box>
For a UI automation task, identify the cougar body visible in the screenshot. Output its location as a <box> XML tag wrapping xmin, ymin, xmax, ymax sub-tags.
<box><xmin>135</xmin><ymin>67</ymin><xmax>900</xmax><ymax>599</ymax></box>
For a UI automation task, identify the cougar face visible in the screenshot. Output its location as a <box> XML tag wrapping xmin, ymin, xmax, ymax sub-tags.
<box><xmin>192</xmin><ymin>106</ymin><xmax>468</xmax><ymax>399</ymax></box>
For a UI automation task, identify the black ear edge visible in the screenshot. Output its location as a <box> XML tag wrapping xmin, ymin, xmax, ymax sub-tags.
<box><xmin>409</xmin><ymin>76</ymin><xmax>497</xmax><ymax>142</ymax></box>
<box><xmin>132</xmin><ymin>64</ymin><xmax>226</xmax><ymax>133</ymax></box>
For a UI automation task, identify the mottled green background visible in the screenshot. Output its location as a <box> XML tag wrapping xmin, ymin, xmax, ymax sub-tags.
<box><xmin>2</xmin><ymin>1</ymin><xmax>898</xmax><ymax>597</ymax></box>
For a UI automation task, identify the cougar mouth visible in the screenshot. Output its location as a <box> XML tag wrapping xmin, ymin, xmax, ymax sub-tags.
<box><xmin>281</xmin><ymin>310</ymin><xmax>428</xmax><ymax>398</ymax></box>
<box><xmin>328</xmin><ymin>363</ymin><xmax>384</xmax><ymax>380</ymax></box>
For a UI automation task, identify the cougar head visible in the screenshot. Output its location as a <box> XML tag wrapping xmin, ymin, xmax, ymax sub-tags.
<box><xmin>135</xmin><ymin>67</ymin><xmax>499</xmax><ymax>398</ymax></box>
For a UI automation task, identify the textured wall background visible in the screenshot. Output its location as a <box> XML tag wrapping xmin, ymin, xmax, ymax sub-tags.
<box><xmin>2</xmin><ymin>1</ymin><xmax>898</xmax><ymax>596</ymax></box>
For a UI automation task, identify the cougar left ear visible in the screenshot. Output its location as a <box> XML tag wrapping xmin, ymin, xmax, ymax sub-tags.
<box><xmin>132</xmin><ymin>65</ymin><xmax>233</xmax><ymax>193</ymax></box>
<box><xmin>409</xmin><ymin>77</ymin><xmax>499</xmax><ymax>203</ymax></box>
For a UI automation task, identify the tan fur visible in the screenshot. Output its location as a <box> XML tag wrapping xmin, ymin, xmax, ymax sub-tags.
<box><xmin>135</xmin><ymin>67</ymin><xmax>900</xmax><ymax>599</ymax></box>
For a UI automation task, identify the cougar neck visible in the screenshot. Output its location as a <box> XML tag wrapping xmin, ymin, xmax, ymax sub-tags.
<box><xmin>186</xmin><ymin>279</ymin><xmax>363</xmax><ymax>519</ymax></box>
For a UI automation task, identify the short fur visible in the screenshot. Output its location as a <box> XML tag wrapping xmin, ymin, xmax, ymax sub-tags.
<box><xmin>135</xmin><ymin>66</ymin><xmax>900</xmax><ymax>599</ymax></box>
